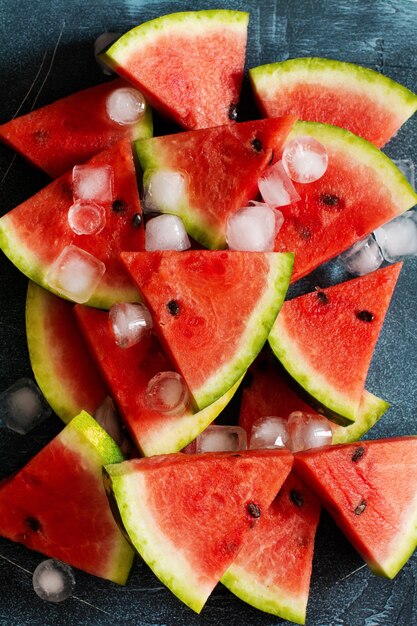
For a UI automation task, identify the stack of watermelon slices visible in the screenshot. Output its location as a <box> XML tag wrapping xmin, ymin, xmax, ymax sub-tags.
<box><xmin>1</xmin><ymin>8</ymin><xmax>417</xmax><ymax>625</ymax></box>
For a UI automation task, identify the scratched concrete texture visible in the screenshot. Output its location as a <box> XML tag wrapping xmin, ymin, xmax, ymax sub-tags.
<box><xmin>0</xmin><ymin>0</ymin><xmax>417</xmax><ymax>624</ymax></box>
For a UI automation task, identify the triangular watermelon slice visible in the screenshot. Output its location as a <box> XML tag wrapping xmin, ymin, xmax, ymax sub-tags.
<box><xmin>295</xmin><ymin>438</ymin><xmax>417</xmax><ymax>578</ymax></box>
<box><xmin>269</xmin><ymin>264</ymin><xmax>401</xmax><ymax>424</ymax></box>
<box><xmin>135</xmin><ymin>117</ymin><xmax>295</xmax><ymax>248</ymax></box>
<box><xmin>101</xmin><ymin>10</ymin><xmax>248</xmax><ymax>130</ymax></box>
<box><xmin>74</xmin><ymin>304</ymin><xmax>241</xmax><ymax>456</ymax></box>
<box><xmin>249</xmin><ymin>58</ymin><xmax>417</xmax><ymax>147</ymax></box>
<box><xmin>26</xmin><ymin>282</ymin><xmax>108</xmax><ymax>423</ymax></box>
<box><xmin>0</xmin><ymin>411</ymin><xmax>134</xmax><ymax>584</ymax></box>
<box><xmin>0</xmin><ymin>78</ymin><xmax>153</xmax><ymax>178</ymax></box>
<box><xmin>104</xmin><ymin>449</ymin><xmax>293</xmax><ymax>612</ymax></box>
<box><xmin>0</xmin><ymin>139</ymin><xmax>144</xmax><ymax>308</ymax></box>
<box><xmin>121</xmin><ymin>250</ymin><xmax>294</xmax><ymax>410</ymax></box>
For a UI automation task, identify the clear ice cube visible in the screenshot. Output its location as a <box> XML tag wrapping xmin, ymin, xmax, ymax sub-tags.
<box><xmin>195</xmin><ymin>425</ymin><xmax>247</xmax><ymax>453</ymax></box>
<box><xmin>145</xmin><ymin>214</ymin><xmax>191</xmax><ymax>251</ymax></box>
<box><xmin>282</xmin><ymin>136</ymin><xmax>328</xmax><ymax>183</ymax></box>
<box><xmin>258</xmin><ymin>160</ymin><xmax>301</xmax><ymax>207</ymax></box>
<box><xmin>373</xmin><ymin>212</ymin><xmax>417</xmax><ymax>262</ymax></box>
<box><xmin>249</xmin><ymin>416</ymin><xmax>290</xmax><ymax>449</ymax></box>
<box><xmin>339</xmin><ymin>235</ymin><xmax>384</xmax><ymax>276</ymax></box>
<box><xmin>46</xmin><ymin>244</ymin><xmax>106</xmax><ymax>304</ymax></box>
<box><xmin>72</xmin><ymin>164</ymin><xmax>114</xmax><ymax>204</ymax></box>
<box><xmin>287</xmin><ymin>411</ymin><xmax>333</xmax><ymax>453</ymax></box>
<box><xmin>226</xmin><ymin>204</ymin><xmax>283</xmax><ymax>252</ymax></box>
<box><xmin>393</xmin><ymin>158</ymin><xmax>415</xmax><ymax>189</ymax></box>
<box><xmin>109</xmin><ymin>302</ymin><xmax>153</xmax><ymax>349</ymax></box>
<box><xmin>67</xmin><ymin>200</ymin><xmax>106</xmax><ymax>235</ymax></box>
<box><xmin>145</xmin><ymin>372</ymin><xmax>189</xmax><ymax>414</ymax></box>
<box><xmin>0</xmin><ymin>378</ymin><xmax>51</xmax><ymax>435</ymax></box>
<box><xmin>94</xmin><ymin>32</ymin><xmax>121</xmax><ymax>75</ymax></box>
<box><xmin>143</xmin><ymin>170</ymin><xmax>187</xmax><ymax>214</ymax></box>
<box><xmin>33</xmin><ymin>559</ymin><xmax>75</xmax><ymax>603</ymax></box>
<box><xmin>106</xmin><ymin>87</ymin><xmax>146</xmax><ymax>125</ymax></box>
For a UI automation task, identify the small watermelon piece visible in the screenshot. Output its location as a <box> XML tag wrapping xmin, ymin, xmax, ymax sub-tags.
<box><xmin>101</xmin><ymin>11</ymin><xmax>248</xmax><ymax>130</ymax></box>
<box><xmin>295</xmin><ymin>438</ymin><xmax>417</xmax><ymax>578</ymax></box>
<box><xmin>222</xmin><ymin>472</ymin><xmax>320</xmax><ymax>624</ymax></box>
<box><xmin>0</xmin><ymin>411</ymin><xmax>134</xmax><ymax>584</ymax></box>
<box><xmin>269</xmin><ymin>264</ymin><xmax>401</xmax><ymax>424</ymax></box>
<box><xmin>0</xmin><ymin>79</ymin><xmax>153</xmax><ymax>178</ymax></box>
<box><xmin>25</xmin><ymin>281</ymin><xmax>107</xmax><ymax>423</ymax></box>
<box><xmin>135</xmin><ymin>117</ymin><xmax>295</xmax><ymax>248</ymax></box>
<box><xmin>104</xmin><ymin>449</ymin><xmax>293</xmax><ymax>612</ymax></box>
<box><xmin>240</xmin><ymin>350</ymin><xmax>389</xmax><ymax>445</ymax></box>
<box><xmin>121</xmin><ymin>250</ymin><xmax>294</xmax><ymax>410</ymax></box>
<box><xmin>273</xmin><ymin>122</ymin><xmax>417</xmax><ymax>282</ymax></box>
<box><xmin>0</xmin><ymin>139</ymin><xmax>143</xmax><ymax>308</ymax></box>
<box><xmin>74</xmin><ymin>304</ymin><xmax>241</xmax><ymax>456</ymax></box>
<box><xmin>249</xmin><ymin>58</ymin><xmax>417</xmax><ymax>147</ymax></box>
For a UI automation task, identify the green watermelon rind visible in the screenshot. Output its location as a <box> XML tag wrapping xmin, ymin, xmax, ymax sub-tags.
<box><xmin>332</xmin><ymin>391</ymin><xmax>390</xmax><ymax>445</ymax></box>
<box><xmin>131</xmin><ymin>104</ymin><xmax>153</xmax><ymax>141</ymax></box>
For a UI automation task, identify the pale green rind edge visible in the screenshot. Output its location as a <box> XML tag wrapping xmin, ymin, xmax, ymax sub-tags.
<box><xmin>332</xmin><ymin>391</ymin><xmax>390</xmax><ymax>444</ymax></box>
<box><xmin>131</xmin><ymin>104</ymin><xmax>153</xmax><ymax>141</ymax></box>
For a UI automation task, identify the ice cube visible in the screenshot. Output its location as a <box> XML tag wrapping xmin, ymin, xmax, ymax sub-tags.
<box><xmin>339</xmin><ymin>235</ymin><xmax>384</xmax><ymax>276</ymax></box>
<box><xmin>258</xmin><ymin>160</ymin><xmax>301</xmax><ymax>207</ymax></box>
<box><xmin>145</xmin><ymin>214</ymin><xmax>191</xmax><ymax>251</ymax></box>
<box><xmin>67</xmin><ymin>200</ymin><xmax>106</xmax><ymax>235</ymax></box>
<box><xmin>106</xmin><ymin>87</ymin><xmax>146</xmax><ymax>125</ymax></box>
<box><xmin>94</xmin><ymin>32</ymin><xmax>121</xmax><ymax>75</ymax></box>
<box><xmin>373</xmin><ymin>212</ymin><xmax>417</xmax><ymax>262</ymax></box>
<box><xmin>33</xmin><ymin>559</ymin><xmax>75</xmax><ymax>603</ymax></box>
<box><xmin>145</xmin><ymin>372</ymin><xmax>189</xmax><ymax>415</ymax></box>
<box><xmin>46</xmin><ymin>244</ymin><xmax>106</xmax><ymax>304</ymax></box>
<box><xmin>249</xmin><ymin>416</ymin><xmax>290</xmax><ymax>449</ymax></box>
<box><xmin>0</xmin><ymin>378</ymin><xmax>51</xmax><ymax>434</ymax></box>
<box><xmin>393</xmin><ymin>158</ymin><xmax>415</xmax><ymax>189</ymax></box>
<box><xmin>72</xmin><ymin>164</ymin><xmax>114</xmax><ymax>205</ymax></box>
<box><xmin>287</xmin><ymin>411</ymin><xmax>333</xmax><ymax>453</ymax></box>
<box><xmin>282</xmin><ymin>136</ymin><xmax>328</xmax><ymax>183</ymax></box>
<box><xmin>195</xmin><ymin>425</ymin><xmax>247</xmax><ymax>453</ymax></box>
<box><xmin>94</xmin><ymin>396</ymin><xmax>132</xmax><ymax>456</ymax></box>
<box><xmin>226</xmin><ymin>204</ymin><xmax>283</xmax><ymax>252</ymax></box>
<box><xmin>143</xmin><ymin>170</ymin><xmax>187</xmax><ymax>214</ymax></box>
<box><xmin>109</xmin><ymin>302</ymin><xmax>153</xmax><ymax>349</ymax></box>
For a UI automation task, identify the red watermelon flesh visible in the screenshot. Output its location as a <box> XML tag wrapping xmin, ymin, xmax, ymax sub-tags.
<box><xmin>0</xmin><ymin>79</ymin><xmax>152</xmax><ymax>178</ymax></box>
<box><xmin>295</xmin><ymin>438</ymin><xmax>417</xmax><ymax>578</ymax></box>
<box><xmin>0</xmin><ymin>139</ymin><xmax>144</xmax><ymax>308</ymax></box>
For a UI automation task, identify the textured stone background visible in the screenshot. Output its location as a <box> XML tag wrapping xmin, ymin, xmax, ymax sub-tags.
<box><xmin>0</xmin><ymin>0</ymin><xmax>416</xmax><ymax>624</ymax></box>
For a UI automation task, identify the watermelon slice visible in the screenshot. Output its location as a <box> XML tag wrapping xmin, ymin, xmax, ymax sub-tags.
<box><xmin>0</xmin><ymin>411</ymin><xmax>134</xmax><ymax>583</ymax></box>
<box><xmin>269</xmin><ymin>264</ymin><xmax>401</xmax><ymax>424</ymax></box>
<box><xmin>0</xmin><ymin>139</ymin><xmax>143</xmax><ymax>308</ymax></box>
<box><xmin>121</xmin><ymin>250</ymin><xmax>294</xmax><ymax>410</ymax></box>
<box><xmin>274</xmin><ymin>122</ymin><xmax>417</xmax><ymax>282</ymax></box>
<box><xmin>101</xmin><ymin>11</ymin><xmax>248</xmax><ymax>130</ymax></box>
<box><xmin>0</xmin><ymin>79</ymin><xmax>153</xmax><ymax>178</ymax></box>
<box><xmin>135</xmin><ymin>117</ymin><xmax>295</xmax><ymax>248</ymax></box>
<box><xmin>240</xmin><ymin>350</ymin><xmax>389</xmax><ymax>445</ymax></box>
<box><xmin>26</xmin><ymin>282</ymin><xmax>107</xmax><ymax>423</ymax></box>
<box><xmin>104</xmin><ymin>449</ymin><xmax>293</xmax><ymax>612</ymax></box>
<box><xmin>295</xmin><ymin>438</ymin><xmax>417</xmax><ymax>578</ymax></box>
<box><xmin>249</xmin><ymin>58</ymin><xmax>417</xmax><ymax>147</ymax></box>
<box><xmin>222</xmin><ymin>472</ymin><xmax>320</xmax><ymax>624</ymax></box>
<box><xmin>74</xmin><ymin>304</ymin><xmax>241</xmax><ymax>456</ymax></box>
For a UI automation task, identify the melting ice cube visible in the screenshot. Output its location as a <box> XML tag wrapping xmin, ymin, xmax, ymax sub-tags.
<box><xmin>145</xmin><ymin>214</ymin><xmax>191</xmax><ymax>251</ymax></box>
<box><xmin>226</xmin><ymin>204</ymin><xmax>283</xmax><ymax>252</ymax></box>
<box><xmin>282</xmin><ymin>136</ymin><xmax>328</xmax><ymax>183</ymax></box>
<box><xmin>287</xmin><ymin>411</ymin><xmax>333</xmax><ymax>453</ymax></box>
<box><xmin>94</xmin><ymin>32</ymin><xmax>121</xmax><ymax>75</ymax></box>
<box><xmin>145</xmin><ymin>372</ymin><xmax>189</xmax><ymax>415</ymax></box>
<box><xmin>72</xmin><ymin>164</ymin><xmax>114</xmax><ymax>204</ymax></box>
<box><xmin>46</xmin><ymin>245</ymin><xmax>106</xmax><ymax>304</ymax></box>
<box><xmin>106</xmin><ymin>87</ymin><xmax>146</xmax><ymax>125</ymax></box>
<box><xmin>143</xmin><ymin>170</ymin><xmax>187</xmax><ymax>214</ymax></box>
<box><xmin>393</xmin><ymin>158</ymin><xmax>415</xmax><ymax>189</ymax></box>
<box><xmin>249</xmin><ymin>416</ymin><xmax>290</xmax><ymax>449</ymax></box>
<box><xmin>258</xmin><ymin>160</ymin><xmax>301</xmax><ymax>207</ymax></box>
<box><xmin>373</xmin><ymin>212</ymin><xmax>417</xmax><ymax>262</ymax></box>
<box><xmin>195</xmin><ymin>425</ymin><xmax>247</xmax><ymax>453</ymax></box>
<box><xmin>0</xmin><ymin>378</ymin><xmax>51</xmax><ymax>434</ymax></box>
<box><xmin>109</xmin><ymin>302</ymin><xmax>153</xmax><ymax>349</ymax></box>
<box><xmin>33</xmin><ymin>559</ymin><xmax>75</xmax><ymax>603</ymax></box>
<box><xmin>339</xmin><ymin>235</ymin><xmax>384</xmax><ymax>276</ymax></box>
<box><xmin>67</xmin><ymin>201</ymin><xmax>106</xmax><ymax>236</ymax></box>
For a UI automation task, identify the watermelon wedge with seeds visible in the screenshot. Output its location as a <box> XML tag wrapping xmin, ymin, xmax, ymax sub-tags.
<box><xmin>121</xmin><ymin>250</ymin><xmax>294</xmax><ymax>410</ymax></box>
<box><xmin>269</xmin><ymin>264</ymin><xmax>402</xmax><ymax>424</ymax></box>
<box><xmin>0</xmin><ymin>411</ymin><xmax>134</xmax><ymax>584</ymax></box>
<box><xmin>104</xmin><ymin>449</ymin><xmax>293</xmax><ymax>612</ymax></box>
<box><xmin>295</xmin><ymin>438</ymin><xmax>417</xmax><ymax>578</ymax></box>
<box><xmin>250</xmin><ymin>58</ymin><xmax>417</xmax><ymax>147</ymax></box>
<box><xmin>101</xmin><ymin>11</ymin><xmax>248</xmax><ymax>130</ymax></box>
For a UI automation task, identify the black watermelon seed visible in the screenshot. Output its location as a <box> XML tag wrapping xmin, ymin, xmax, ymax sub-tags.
<box><xmin>354</xmin><ymin>499</ymin><xmax>367</xmax><ymax>515</ymax></box>
<box><xmin>321</xmin><ymin>193</ymin><xmax>340</xmax><ymax>206</ymax></box>
<box><xmin>251</xmin><ymin>138</ymin><xmax>263</xmax><ymax>152</ymax></box>
<box><xmin>316</xmin><ymin>291</ymin><xmax>329</xmax><ymax>305</ymax></box>
<box><xmin>290</xmin><ymin>490</ymin><xmax>304</xmax><ymax>508</ymax></box>
<box><xmin>356</xmin><ymin>310</ymin><xmax>374</xmax><ymax>323</ymax></box>
<box><xmin>228</xmin><ymin>103</ymin><xmax>238</xmax><ymax>121</ymax></box>
<box><xmin>352</xmin><ymin>446</ymin><xmax>365</xmax><ymax>463</ymax></box>
<box><xmin>167</xmin><ymin>300</ymin><xmax>180</xmax><ymax>316</ymax></box>
<box><xmin>132</xmin><ymin>212</ymin><xmax>142</xmax><ymax>228</ymax></box>
<box><xmin>33</xmin><ymin>129</ymin><xmax>49</xmax><ymax>143</ymax></box>
<box><xmin>26</xmin><ymin>516</ymin><xmax>42</xmax><ymax>532</ymax></box>
<box><xmin>112</xmin><ymin>199</ymin><xmax>125</xmax><ymax>213</ymax></box>
<box><xmin>247</xmin><ymin>502</ymin><xmax>261</xmax><ymax>518</ymax></box>
<box><xmin>298</xmin><ymin>225</ymin><xmax>312</xmax><ymax>241</ymax></box>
